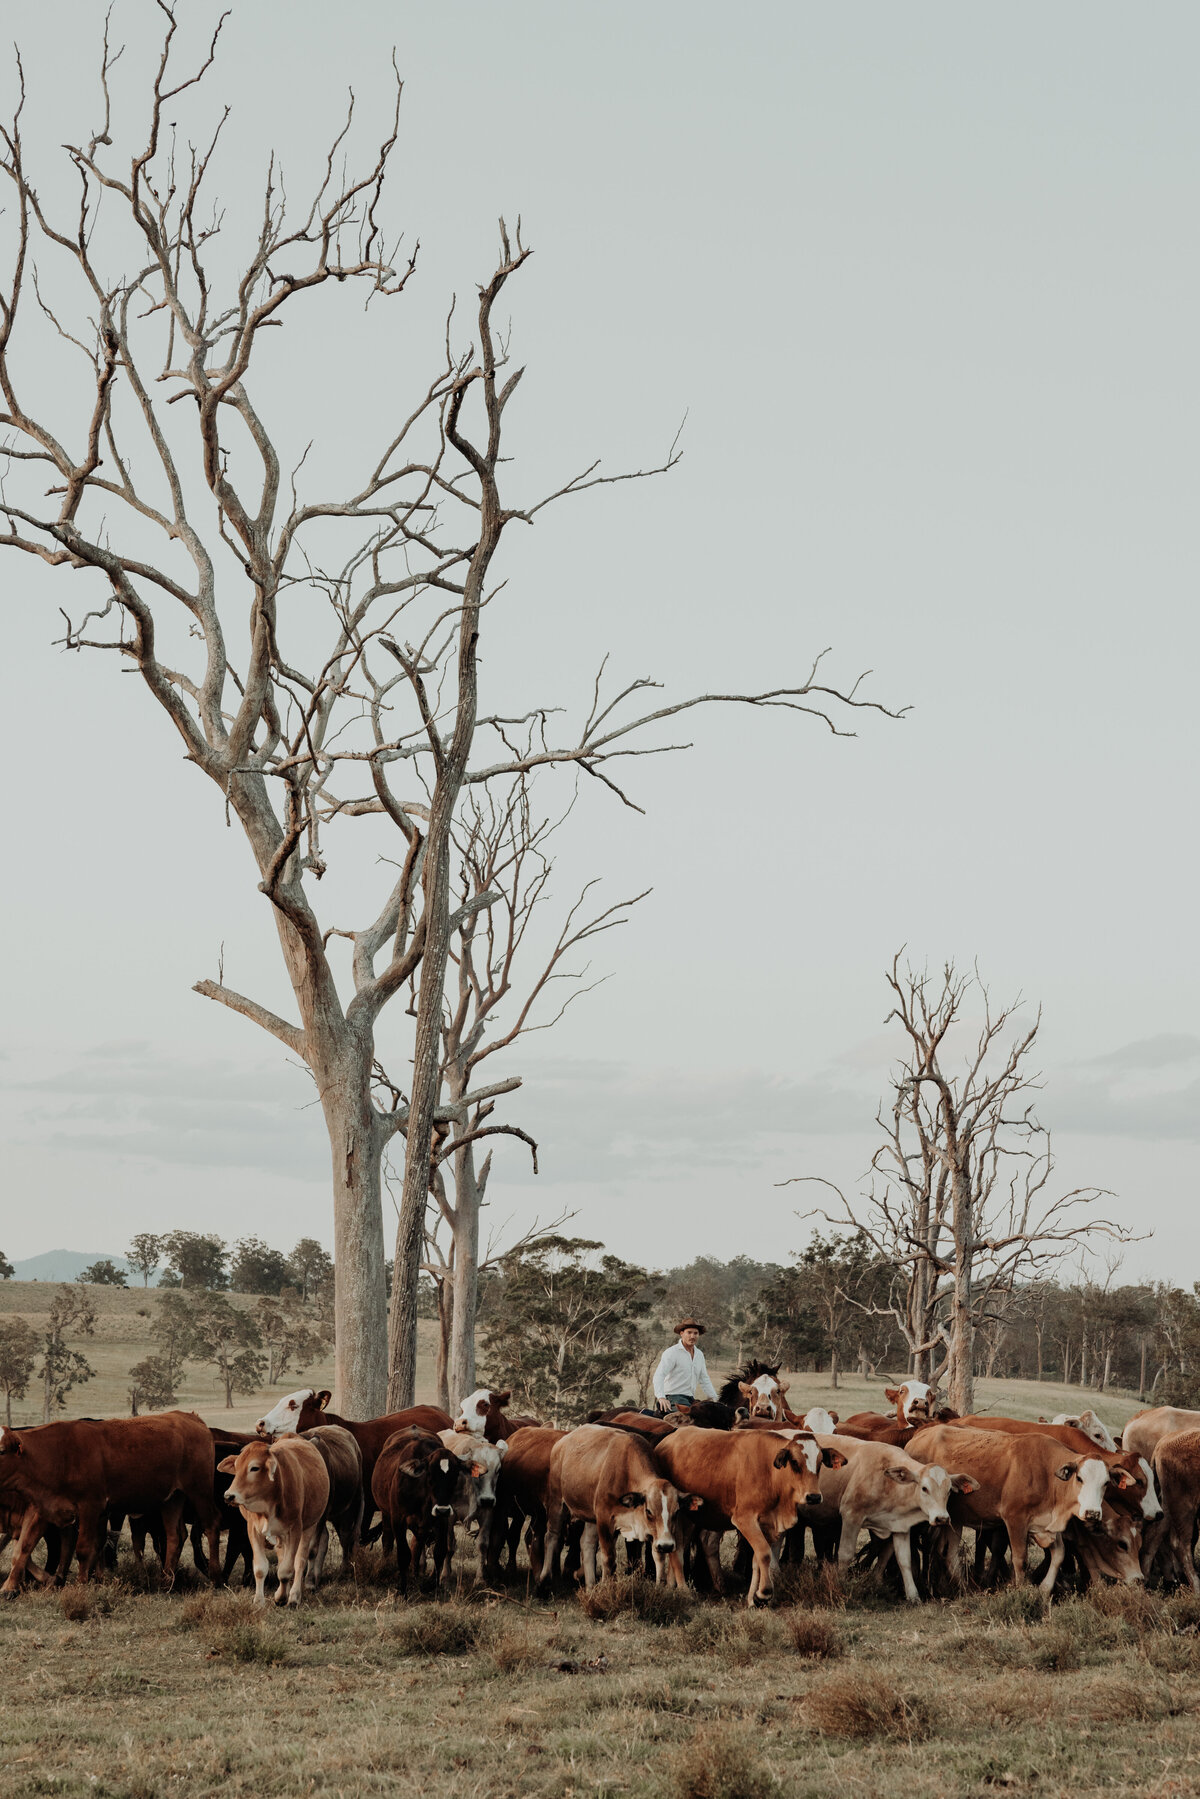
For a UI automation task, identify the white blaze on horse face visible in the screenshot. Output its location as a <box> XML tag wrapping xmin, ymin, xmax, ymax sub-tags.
<box><xmin>255</xmin><ymin>1389</ymin><xmax>314</xmax><ymax>1437</ymax></box>
<box><xmin>747</xmin><ymin>1375</ymin><xmax>780</xmax><ymax>1417</ymax></box>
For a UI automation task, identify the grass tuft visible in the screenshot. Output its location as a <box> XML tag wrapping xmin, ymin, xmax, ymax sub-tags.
<box><xmin>775</xmin><ymin>1561</ymin><xmax>844</xmax><ymax>1610</ymax></box>
<box><xmin>576</xmin><ymin>1575</ymin><xmax>694</xmax><ymax>1625</ymax></box>
<box><xmin>387</xmin><ymin>1602</ymin><xmax>483</xmax><ymax>1656</ymax></box>
<box><xmin>785</xmin><ymin>1612</ymin><xmax>844</xmax><ymax>1660</ymax></box>
<box><xmin>1025</xmin><ymin>1622</ymin><xmax>1079</xmax><ymax>1671</ymax></box>
<box><xmin>802</xmin><ymin>1670</ymin><xmax>931</xmax><ymax>1741</ymax></box>
<box><xmin>667</xmin><ymin>1725</ymin><xmax>775</xmax><ymax>1799</ymax></box>
<box><xmin>59</xmin><ymin>1587</ymin><xmax>89</xmax><ymax>1623</ymax></box>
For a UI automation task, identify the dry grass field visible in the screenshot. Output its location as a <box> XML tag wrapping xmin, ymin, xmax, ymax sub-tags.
<box><xmin>2</xmin><ymin>1282</ymin><xmax>1180</xmax><ymax>1798</ymax></box>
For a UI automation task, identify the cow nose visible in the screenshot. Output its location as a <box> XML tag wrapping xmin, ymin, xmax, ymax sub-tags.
<box><xmin>657</xmin><ymin>1538</ymin><xmax>675</xmax><ymax>1553</ymax></box>
<box><xmin>1084</xmin><ymin>1509</ymin><xmax>1102</xmax><ymax>1523</ymax></box>
<box><xmin>433</xmin><ymin>1504</ymin><xmax>454</xmax><ymax>1516</ymax></box>
<box><xmin>804</xmin><ymin>1493</ymin><xmax>821</xmax><ymax>1506</ymax></box>
<box><xmin>933</xmin><ymin>1511</ymin><xmax>949</xmax><ymax>1525</ymax></box>
<box><xmin>477</xmin><ymin>1496</ymin><xmax>496</xmax><ymax>1507</ymax></box>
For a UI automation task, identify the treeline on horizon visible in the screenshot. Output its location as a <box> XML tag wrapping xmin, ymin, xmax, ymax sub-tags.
<box><xmin>4</xmin><ymin>1228</ymin><xmax>1200</xmax><ymax>1426</ymax></box>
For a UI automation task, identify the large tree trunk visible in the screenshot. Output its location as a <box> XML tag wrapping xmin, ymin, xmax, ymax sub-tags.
<box><xmin>433</xmin><ymin>1279</ymin><xmax>451</xmax><ymax>1416</ymax></box>
<box><xmin>947</xmin><ymin>1160</ymin><xmax>975</xmax><ymax>1416</ymax></box>
<box><xmin>322</xmin><ymin>1077</ymin><xmax>388</xmax><ymax>1419</ymax></box>
<box><xmin>829</xmin><ymin>1345</ymin><xmax>839</xmax><ymax>1390</ymax></box>
<box><xmin>448</xmin><ymin>1143</ymin><xmax>482</xmax><ymax>1410</ymax></box>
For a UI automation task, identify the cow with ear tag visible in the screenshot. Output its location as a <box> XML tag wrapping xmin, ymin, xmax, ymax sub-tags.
<box><xmin>218</xmin><ymin>1435</ymin><xmax>330</xmax><ymax>1607</ymax></box>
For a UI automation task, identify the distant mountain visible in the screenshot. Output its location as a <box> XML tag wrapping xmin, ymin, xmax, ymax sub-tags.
<box><xmin>9</xmin><ymin>1249</ymin><xmax>150</xmax><ymax>1284</ymax></box>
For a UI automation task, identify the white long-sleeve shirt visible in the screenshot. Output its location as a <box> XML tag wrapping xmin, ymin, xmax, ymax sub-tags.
<box><xmin>652</xmin><ymin>1340</ymin><xmax>718</xmax><ymax>1403</ymax></box>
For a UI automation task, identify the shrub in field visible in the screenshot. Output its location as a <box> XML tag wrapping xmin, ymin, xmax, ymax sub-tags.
<box><xmin>388</xmin><ymin>1603</ymin><xmax>483</xmax><ymax>1656</ymax></box>
<box><xmin>59</xmin><ymin>1587</ymin><xmax>89</xmax><ymax>1623</ymax></box>
<box><xmin>803</xmin><ymin>1671</ymin><xmax>931</xmax><ymax>1742</ymax></box>
<box><xmin>967</xmin><ymin>1586</ymin><xmax>1047</xmax><ymax>1627</ymax></box>
<box><xmin>668</xmin><ymin>1726</ymin><xmax>774</xmax><ymax>1799</ymax></box>
<box><xmin>786</xmin><ymin>1613</ymin><xmax>844</xmax><ymax>1660</ymax></box>
<box><xmin>577</xmin><ymin>1575</ymin><xmax>694</xmax><ymax>1626</ymax></box>
<box><xmin>1083</xmin><ymin>1583</ymin><xmax>1168</xmax><ymax>1637</ymax></box>
<box><xmin>1025</xmin><ymin>1623</ymin><xmax>1079</xmax><ymax>1672</ymax></box>
<box><xmin>684</xmin><ymin>1608</ymin><xmax>785</xmax><ymax>1663</ymax></box>
<box><xmin>775</xmin><ymin>1561</ymin><xmax>844</xmax><ymax>1610</ymax></box>
<box><xmin>483</xmin><ymin>1620</ymin><xmax>545</xmax><ymax>1674</ymax></box>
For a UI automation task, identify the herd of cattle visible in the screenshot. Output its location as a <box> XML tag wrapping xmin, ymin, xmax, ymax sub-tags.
<box><xmin>4</xmin><ymin>1366</ymin><xmax>1200</xmax><ymax>1609</ymax></box>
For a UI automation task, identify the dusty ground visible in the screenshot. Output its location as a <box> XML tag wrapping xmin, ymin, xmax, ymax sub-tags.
<box><xmin>2</xmin><ymin>1552</ymin><xmax>1200</xmax><ymax>1799</ymax></box>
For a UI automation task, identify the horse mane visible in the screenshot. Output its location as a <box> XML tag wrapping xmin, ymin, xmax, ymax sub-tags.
<box><xmin>716</xmin><ymin>1359</ymin><xmax>783</xmax><ymax>1407</ymax></box>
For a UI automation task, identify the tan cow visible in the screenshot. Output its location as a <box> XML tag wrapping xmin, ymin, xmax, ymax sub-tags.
<box><xmin>1043</xmin><ymin>1410</ymin><xmax>1117</xmax><ymax>1452</ymax></box>
<box><xmin>653</xmin><ymin>1426</ymin><xmax>845</xmax><ymax>1605</ymax></box>
<box><xmin>1124</xmin><ymin>1407</ymin><xmax>1200</xmax><ymax>1464</ymax></box>
<box><xmin>907</xmin><ymin>1423</ymin><xmax>1130</xmax><ymax>1594</ymax></box>
<box><xmin>539</xmin><ymin>1425</ymin><xmax>697</xmax><ymax>1592</ymax></box>
<box><xmin>1151</xmin><ymin>1428</ymin><xmax>1200</xmax><ymax>1591</ymax></box>
<box><xmin>218</xmin><ymin>1436</ymin><xmax>330</xmax><ymax>1607</ymax></box>
<box><xmin>806</xmin><ymin>1433</ymin><xmax>977</xmax><ymax>1604</ymax></box>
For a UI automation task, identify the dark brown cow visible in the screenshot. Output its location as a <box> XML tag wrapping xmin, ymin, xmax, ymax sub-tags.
<box><xmin>301</xmin><ymin>1424</ymin><xmax>364</xmax><ymax>1587</ymax></box>
<box><xmin>653</xmin><ymin>1426</ymin><xmax>845</xmax><ymax>1604</ymax></box>
<box><xmin>1151</xmin><ymin>1428</ymin><xmax>1200</xmax><ymax>1591</ymax></box>
<box><xmin>492</xmin><ymin>1425</ymin><xmax>566</xmax><ymax>1578</ymax></box>
<box><xmin>0</xmin><ymin>1413</ymin><xmax>219</xmax><ymax>1592</ymax></box>
<box><xmin>371</xmin><ymin>1426</ymin><xmax>461</xmax><ymax>1591</ymax></box>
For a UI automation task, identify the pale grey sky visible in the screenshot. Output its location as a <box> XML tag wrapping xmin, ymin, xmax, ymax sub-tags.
<box><xmin>1</xmin><ymin>2</ymin><xmax>1197</xmax><ymax>1277</ymax></box>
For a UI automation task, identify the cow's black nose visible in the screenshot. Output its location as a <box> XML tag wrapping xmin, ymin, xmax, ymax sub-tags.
<box><xmin>804</xmin><ymin>1493</ymin><xmax>821</xmax><ymax>1506</ymax></box>
<box><xmin>477</xmin><ymin>1495</ymin><xmax>496</xmax><ymax>1507</ymax></box>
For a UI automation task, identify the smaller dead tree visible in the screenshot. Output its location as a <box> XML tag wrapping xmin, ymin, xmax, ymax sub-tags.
<box><xmin>790</xmin><ymin>958</ymin><xmax>1131</xmax><ymax>1415</ymax></box>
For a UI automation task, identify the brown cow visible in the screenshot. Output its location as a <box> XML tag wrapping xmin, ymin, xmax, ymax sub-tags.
<box><xmin>371</xmin><ymin>1426</ymin><xmax>461</xmax><ymax>1590</ymax></box>
<box><xmin>454</xmin><ymin>1389</ymin><xmax>542</xmax><ymax>1443</ymax></box>
<box><xmin>653</xmin><ymin>1426</ymin><xmax>845</xmax><ymax>1605</ymax></box>
<box><xmin>301</xmin><ymin>1424</ymin><xmax>364</xmax><ymax>1587</ymax></box>
<box><xmin>1150</xmin><ymin>1428</ymin><xmax>1200</xmax><ymax>1591</ymax></box>
<box><xmin>539</xmin><ymin>1425</ymin><xmax>699</xmax><ymax>1592</ymax></box>
<box><xmin>1125</xmin><ymin>1407</ymin><xmax>1200</xmax><ymax>1464</ymax></box>
<box><xmin>219</xmin><ymin>1436</ymin><xmax>330</xmax><ymax>1607</ymax></box>
<box><xmin>0</xmin><ymin>1413</ymin><xmax>219</xmax><ymax>1593</ymax></box>
<box><xmin>906</xmin><ymin>1423</ymin><xmax>1131</xmax><ymax>1593</ymax></box>
<box><xmin>492</xmin><ymin>1425</ymin><xmax>566</xmax><ymax>1579</ymax></box>
<box><xmin>952</xmin><ymin>1418</ymin><xmax>1161</xmax><ymax>1530</ymax></box>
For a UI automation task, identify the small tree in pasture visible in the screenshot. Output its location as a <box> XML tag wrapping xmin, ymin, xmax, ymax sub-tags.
<box><xmin>126</xmin><ymin>1234</ymin><xmax>162</xmax><ymax>1287</ymax></box>
<box><xmin>40</xmin><ymin>1286</ymin><xmax>97</xmax><ymax>1421</ymax></box>
<box><xmin>78</xmin><ymin>1259</ymin><xmax>128</xmax><ymax>1287</ymax></box>
<box><xmin>149</xmin><ymin>1290</ymin><xmax>199</xmax><ymax>1389</ymax></box>
<box><xmin>0</xmin><ymin>1318</ymin><xmax>37</xmax><ymax>1426</ymax></box>
<box><xmin>161</xmin><ymin>1233</ymin><xmax>229</xmax><ymax>1292</ymax></box>
<box><xmin>254</xmin><ymin>1292</ymin><xmax>330</xmax><ymax>1386</ymax></box>
<box><xmin>230</xmin><ymin>1238</ymin><xmax>289</xmax><ymax>1296</ymax></box>
<box><xmin>185</xmin><ymin>1294</ymin><xmax>265</xmax><ymax>1409</ymax></box>
<box><xmin>127</xmin><ymin>1355</ymin><xmax>177</xmax><ymax>1415</ymax></box>
<box><xmin>481</xmin><ymin>1236</ymin><xmax>661</xmax><ymax>1426</ymax></box>
<box><xmin>0</xmin><ymin>1250</ymin><xmax>14</xmax><ymax>1281</ymax></box>
<box><xmin>286</xmin><ymin>1240</ymin><xmax>333</xmax><ymax>1305</ymax></box>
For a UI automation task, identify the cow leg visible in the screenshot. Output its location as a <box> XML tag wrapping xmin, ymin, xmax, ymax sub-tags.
<box><xmin>394</xmin><ymin>1524</ymin><xmax>412</xmax><ymax>1593</ymax></box>
<box><xmin>732</xmin><ymin>1514</ymin><xmax>774</xmax><ymax>1606</ymax></box>
<box><xmin>892</xmin><ymin>1531</ymin><xmax>921</xmax><ymax>1604</ymax></box>
<box><xmin>699</xmin><ymin>1529</ymin><xmax>726</xmax><ymax>1594</ymax></box>
<box><xmin>1169</xmin><ymin>1505</ymin><xmax>1200</xmax><ymax>1593</ymax></box>
<box><xmin>538</xmin><ymin>1500</ymin><xmax>566</xmax><ymax>1594</ymax></box>
<box><xmin>1</xmin><ymin>1507</ymin><xmax>51</xmax><ymax>1595</ymax></box>
<box><xmin>157</xmin><ymin>1498</ymin><xmax>185</xmax><ymax>1591</ymax></box>
<box><xmin>275</xmin><ymin>1534</ymin><xmax>296</xmax><ymax>1607</ymax></box>
<box><xmin>73</xmin><ymin>1508</ymin><xmax>106</xmax><ymax>1585</ymax></box>
<box><xmin>1037</xmin><ymin>1533</ymin><xmax>1067</xmax><ymax>1596</ymax></box>
<box><xmin>309</xmin><ymin>1522</ymin><xmax>330</xmax><ymax>1590</ymax></box>
<box><xmin>596</xmin><ymin>1520</ymin><xmax>619</xmax><ymax>1584</ymax></box>
<box><xmin>836</xmin><ymin>1511</ymin><xmax>866</xmax><ymax>1582</ymax></box>
<box><xmin>287</xmin><ymin>1527</ymin><xmax>319</xmax><ymax>1607</ymax></box>
<box><xmin>248</xmin><ymin>1517</ymin><xmax>272</xmax><ymax>1605</ymax></box>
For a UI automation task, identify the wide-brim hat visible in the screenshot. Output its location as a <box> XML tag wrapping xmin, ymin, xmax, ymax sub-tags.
<box><xmin>673</xmin><ymin>1319</ymin><xmax>706</xmax><ymax>1335</ymax></box>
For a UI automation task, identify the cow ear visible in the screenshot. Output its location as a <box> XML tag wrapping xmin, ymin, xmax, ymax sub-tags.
<box><xmin>884</xmin><ymin>1387</ymin><xmax>901</xmax><ymax>1403</ymax></box>
<box><xmin>0</xmin><ymin>1431</ymin><xmax>22</xmax><ymax>1455</ymax></box>
<box><xmin>777</xmin><ymin>1379</ymin><xmax>790</xmax><ymax>1394</ymax></box>
<box><xmin>469</xmin><ymin>1462</ymin><xmax>486</xmax><ymax>1479</ymax></box>
<box><xmin>885</xmin><ymin>1466</ymin><xmax>912</xmax><ymax>1483</ymax></box>
<box><xmin>1038</xmin><ymin>1415</ymin><xmax>1052</xmax><ymax>1424</ymax></box>
<box><xmin>772</xmin><ymin>1446</ymin><xmax>793</xmax><ymax>1470</ymax></box>
<box><xmin>620</xmin><ymin>1492</ymin><xmax>645</xmax><ymax>1509</ymax></box>
<box><xmin>678</xmin><ymin>1492</ymin><xmax>702</xmax><ymax>1511</ymax></box>
<box><xmin>1110</xmin><ymin>1467</ymin><xmax>1135</xmax><ymax>1489</ymax></box>
<box><xmin>821</xmin><ymin>1447</ymin><xmax>847</xmax><ymax>1469</ymax></box>
<box><xmin>828</xmin><ymin>1412</ymin><xmax>839</xmax><ymax>1425</ymax></box>
<box><xmin>739</xmin><ymin>1383</ymin><xmax>756</xmax><ymax>1401</ymax></box>
<box><xmin>316</xmin><ymin>1390</ymin><xmax>332</xmax><ymax>1410</ymax></box>
<box><xmin>1056</xmin><ymin>1463</ymin><xmax>1076</xmax><ymax>1483</ymax></box>
<box><xmin>493</xmin><ymin>1391</ymin><xmax>511</xmax><ymax>1407</ymax></box>
<box><xmin>217</xmin><ymin>1455</ymin><xmax>237</xmax><ymax>1475</ymax></box>
<box><xmin>952</xmin><ymin>1473</ymin><xmax>980</xmax><ymax>1494</ymax></box>
<box><xmin>496</xmin><ymin>1439</ymin><xmax>509</xmax><ymax>1460</ymax></box>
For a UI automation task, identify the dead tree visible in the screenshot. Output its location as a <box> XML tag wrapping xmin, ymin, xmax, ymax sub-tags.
<box><xmin>0</xmin><ymin>11</ymin><xmax>899</xmax><ymax>1416</ymax></box>
<box><xmin>790</xmin><ymin>958</ymin><xmax>1130</xmax><ymax>1414</ymax></box>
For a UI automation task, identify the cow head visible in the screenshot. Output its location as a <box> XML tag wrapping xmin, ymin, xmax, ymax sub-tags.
<box><xmin>218</xmin><ymin>1443</ymin><xmax>278</xmax><ymax>1514</ymax></box>
<box><xmin>1043</xmin><ymin>1410</ymin><xmax>1117</xmax><ymax>1453</ymax></box>
<box><xmin>395</xmin><ymin>1441</ymin><xmax>461</xmax><ymax>1517</ymax></box>
<box><xmin>616</xmin><ymin>1479</ymin><xmax>699</xmax><ymax>1568</ymax></box>
<box><xmin>438</xmin><ymin>1429</ymin><xmax>507</xmax><ymax>1549</ymax></box>
<box><xmin>802</xmin><ymin>1407</ymin><xmax>839</xmax><ymax>1436</ymax></box>
<box><xmin>738</xmin><ymin>1373</ymin><xmax>788</xmax><ymax>1420</ymax></box>
<box><xmin>884</xmin><ymin>1381</ymin><xmax>937</xmax><ymax>1426</ymax></box>
<box><xmin>1056</xmin><ymin>1455</ymin><xmax>1117</xmax><ymax>1524</ymax></box>
<box><xmin>772</xmin><ymin>1432</ymin><xmax>846</xmax><ymax>1511</ymax></box>
<box><xmin>454</xmin><ymin>1389</ymin><xmax>511</xmax><ymax>1437</ymax></box>
<box><xmin>0</xmin><ymin>1427</ymin><xmax>22</xmax><ymax>1456</ymax></box>
<box><xmin>255</xmin><ymin>1388</ymin><xmax>330</xmax><ymax>1438</ymax></box>
<box><xmin>882</xmin><ymin>1461</ymin><xmax>978</xmax><ymax>1527</ymax></box>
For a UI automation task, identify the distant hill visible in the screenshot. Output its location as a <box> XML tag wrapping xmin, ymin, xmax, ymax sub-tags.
<box><xmin>8</xmin><ymin>1249</ymin><xmax>151</xmax><ymax>1284</ymax></box>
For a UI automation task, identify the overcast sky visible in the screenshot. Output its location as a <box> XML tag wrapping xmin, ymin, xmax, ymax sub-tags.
<box><xmin>2</xmin><ymin>2</ymin><xmax>1197</xmax><ymax>1280</ymax></box>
